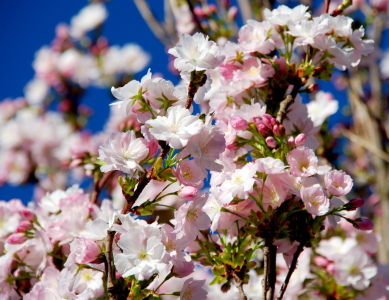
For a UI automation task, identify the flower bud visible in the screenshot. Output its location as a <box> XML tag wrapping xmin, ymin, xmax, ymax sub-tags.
<box><xmin>21</xmin><ymin>210</ymin><xmax>35</xmax><ymax>221</ymax></box>
<box><xmin>265</xmin><ymin>137</ymin><xmax>277</xmax><ymax>148</ymax></box>
<box><xmin>294</xmin><ymin>133</ymin><xmax>306</xmax><ymax>146</ymax></box>
<box><xmin>227</xmin><ymin>6</ymin><xmax>238</xmax><ymax>20</ymax></box>
<box><xmin>178</xmin><ymin>186</ymin><xmax>199</xmax><ymax>200</ymax></box>
<box><xmin>344</xmin><ymin>198</ymin><xmax>364</xmax><ymax>211</ymax></box>
<box><xmin>314</xmin><ymin>256</ymin><xmax>329</xmax><ymax>268</ymax></box>
<box><xmin>257</xmin><ymin>123</ymin><xmax>270</xmax><ymax>136</ymax></box>
<box><xmin>262</xmin><ymin>114</ymin><xmax>273</xmax><ymax>129</ymax></box>
<box><xmin>273</xmin><ymin>124</ymin><xmax>285</xmax><ymax>136</ymax></box>
<box><xmin>353</xmin><ymin>217</ymin><xmax>374</xmax><ymax>231</ymax></box>
<box><xmin>7</xmin><ymin>233</ymin><xmax>27</xmax><ymax>245</ymax></box>
<box><xmin>16</xmin><ymin>221</ymin><xmax>32</xmax><ymax>233</ymax></box>
<box><xmin>194</xmin><ymin>6</ymin><xmax>207</xmax><ymax>18</ymax></box>
<box><xmin>287</xmin><ymin>136</ymin><xmax>295</xmax><ymax>147</ymax></box>
<box><xmin>230</xmin><ymin>115</ymin><xmax>248</xmax><ymax>130</ymax></box>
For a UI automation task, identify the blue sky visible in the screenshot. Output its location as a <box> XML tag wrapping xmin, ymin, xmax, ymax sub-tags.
<box><xmin>0</xmin><ymin>0</ymin><xmax>171</xmax><ymax>202</ymax></box>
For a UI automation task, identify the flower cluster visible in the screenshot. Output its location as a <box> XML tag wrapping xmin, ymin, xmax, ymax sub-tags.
<box><xmin>0</xmin><ymin>2</ymin><xmax>385</xmax><ymax>300</ymax></box>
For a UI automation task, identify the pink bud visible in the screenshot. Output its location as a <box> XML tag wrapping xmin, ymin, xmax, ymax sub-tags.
<box><xmin>147</xmin><ymin>140</ymin><xmax>159</xmax><ymax>158</ymax></box>
<box><xmin>265</xmin><ymin>137</ymin><xmax>277</xmax><ymax>148</ymax></box>
<box><xmin>73</xmin><ymin>238</ymin><xmax>102</xmax><ymax>264</ymax></box>
<box><xmin>178</xmin><ymin>186</ymin><xmax>199</xmax><ymax>200</ymax></box>
<box><xmin>7</xmin><ymin>233</ymin><xmax>27</xmax><ymax>245</ymax></box>
<box><xmin>16</xmin><ymin>221</ymin><xmax>32</xmax><ymax>233</ymax></box>
<box><xmin>273</xmin><ymin>124</ymin><xmax>285</xmax><ymax>137</ymax></box>
<box><xmin>207</xmin><ymin>4</ymin><xmax>217</xmax><ymax>14</ymax></box>
<box><xmin>294</xmin><ymin>133</ymin><xmax>306</xmax><ymax>146</ymax></box>
<box><xmin>230</xmin><ymin>115</ymin><xmax>248</xmax><ymax>130</ymax></box>
<box><xmin>326</xmin><ymin>262</ymin><xmax>335</xmax><ymax>274</ymax></box>
<box><xmin>308</xmin><ymin>84</ymin><xmax>319</xmax><ymax>93</ymax></box>
<box><xmin>314</xmin><ymin>256</ymin><xmax>329</xmax><ymax>268</ymax></box>
<box><xmin>69</xmin><ymin>158</ymin><xmax>83</xmax><ymax>168</ymax></box>
<box><xmin>21</xmin><ymin>210</ymin><xmax>35</xmax><ymax>221</ymax></box>
<box><xmin>262</xmin><ymin>114</ymin><xmax>273</xmax><ymax>129</ymax></box>
<box><xmin>287</xmin><ymin>136</ymin><xmax>295</xmax><ymax>147</ymax></box>
<box><xmin>257</xmin><ymin>123</ymin><xmax>270</xmax><ymax>136</ymax></box>
<box><xmin>227</xmin><ymin>6</ymin><xmax>238</xmax><ymax>20</ymax></box>
<box><xmin>345</xmin><ymin>198</ymin><xmax>364</xmax><ymax>210</ymax></box>
<box><xmin>252</xmin><ymin>116</ymin><xmax>262</xmax><ymax>126</ymax></box>
<box><xmin>194</xmin><ymin>7</ymin><xmax>207</xmax><ymax>18</ymax></box>
<box><xmin>353</xmin><ymin>217</ymin><xmax>374</xmax><ymax>231</ymax></box>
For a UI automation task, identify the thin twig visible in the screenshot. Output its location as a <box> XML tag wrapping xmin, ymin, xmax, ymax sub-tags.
<box><xmin>133</xmin><ymin>0</ymin><xmax>173</xmax><ymax>47</ymax></box>
<box><xmin>276</xmin><ymin>242</ymin><xmax>305</xmax><ymax>300</ymax></box>
<box><xmin>233</xmin><ymin>273</ymin><xmax>248</xmax><ymax>300</ymax></box>
<box><xmin>267</xmin><ymin>244</ymin><xmax>277</xmax><ymax>300</ymax></box>
<box><xmin>342</xmin><ymin>129</ymin><xmax>389</xmax><ymax>163</ymax></box>
<box><xmin>185</xmin><ymin>0</ymin><xmax>207</xmax><ymax>35</ymax></box>
<box><xmin>91</xmin><ymin>171</ymin><xmax>115</xmax><ymax>204</ymax></box>
<box><xmin>276</xmin><ymin>83</ymin><xmax>302</xmax><ymax>124</ymax></box>
<box><xmin>106</xmin><ymin>228</ymin><xmax>117</xmax><ymax>300</ymax></box>
<box><xmin>237</xmin><ymin>0</ymin><xmax>253</xmax><ymax>23</ymax></box>
<box><xmin>324</xmin><ymin>0</ymin><xmax>331</xmax><ymax>14</ymax></box>
<box><xmin>121</xmin><ymin>141</ymin><xmax>170</xmax><ymax>214</ymax></box>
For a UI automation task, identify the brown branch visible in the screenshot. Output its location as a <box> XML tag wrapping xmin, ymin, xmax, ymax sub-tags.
<box><xmin>121</xmin><ymin>141</ymin><xmax>170</xmax><ymax>214</ymax></box>
<box><xmin>91</xmin><ymin>171</ymin><xmax>115</xmax><ymax>204</ymax></box>
<box><xmin>324</xmin><ymin>0</ymin><xmax>331</xmax><ymax>14</ymax></box>
<box><xmin>276</xmin><ymin>83</ymin><xmax>302</xmax><ymax>124</ymax></box>
<box><xmin>267</xmin><ymin>244</ymin><xmax>277</xmax><ymax>300</ymax></box>
<box><xmin>262</xmin><ymin>242</ymin><xmax>277</xmax><ymax>300</ymax></box>
<box><xmin>185</xmin><ymin>0</ymin><xmax>207</xmax><ymax>35</ymax></box>
<box><xmin>233</xmin><ymin>273</ymin><xmax>248</xmax><ymax>300</ymax></box>
<box><xmin>106</xmin><ymin>228</ymin><xmax>117</xmax><ymax>300</ymax></box>
<box><xmin>276</xmin><ymin>242</ymin><xmax>305</xmax><ymax>300</ymax></box>
<box><xmin>133</xmin><ymin>0</ymin><xmax>174</xmax><ymax>47</ymax></box>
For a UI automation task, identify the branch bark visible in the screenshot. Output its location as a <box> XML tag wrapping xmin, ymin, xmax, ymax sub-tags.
<box><xmin>91</xmin><ymin>171</ymin><xmax>115</xmax><ymax>204</ymax></box>
<box><xmin>276</xmin><ymin>242</ymin><xmax>305</xmax><ymax>300</ymax></box>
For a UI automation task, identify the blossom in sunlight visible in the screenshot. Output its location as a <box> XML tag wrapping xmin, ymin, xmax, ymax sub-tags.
<box><xmin>168</xmin><ymin>32</ymin><xmax>225</xmax><ymax>73</ymax></box>
<box><xmin>70</xmin><ymin>2</ymin><xmax>108</xmax><ymax>38</ymax></box>
<box><xmin>324</xmin><ymin>170</ymin><xmax>353</xmax><ymax>197</ymax></box>
<box><xmin>114</xmin><ymin>226</ymin><xmax>169</xmax><ymax>280</ymax></box>
<box><xmin>98</xmin><ymin>131</ymin><xmax>149</xmax><ymax>176</ymax></box>
<box><xmin>173</xmin><ymin>194</ymin><xmax>210</xmax><ymax>241</ymax></box>
<box><xmin>180</xmin><ymin>278</ymin><xmax>207</xmax><ymax>300</ymax></box>
<box><xmin>146</xmin><ymin>105</ymin><xmax>203</xmax><ymax>149</ymax></box>
<box><xmin>300</xmin><ymin>184</ymin><xmax>329</xmax><ymax>216</ymax></box>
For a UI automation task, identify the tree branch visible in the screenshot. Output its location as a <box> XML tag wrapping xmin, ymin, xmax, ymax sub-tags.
<box><xmin>276</xmin><ymin>242</ymin><xmax>305</xmax><ymax>300</ymax></box>
<box><xmin>324</xmin><ymin>0</ymin><xmax>331</xmax><ymax>14</ymax></box>
<box><xmin>233</xmin><ymin>273</ymin><xmax>248</xmax><ymax>300</ymax></box>
<box><xmin>184</xmin><ymin>0</ymin><xmax>207</xmax><ymax>35</ymax></box>
<box><xmin>91</xmin><ymin>171</ymin><xmax>115</xmax><ymax>204</ymax></box>
<box><xmin>276</xmin><ymin>83</ymin><xmax>302</xmax><ymax>124</ymax></box>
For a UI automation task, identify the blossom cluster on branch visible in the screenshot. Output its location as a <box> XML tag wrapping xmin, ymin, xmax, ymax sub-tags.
<box><xmin>1</xmin><ymin>1</ymin><xmax>388</xmax><ymax>300</ymax></box>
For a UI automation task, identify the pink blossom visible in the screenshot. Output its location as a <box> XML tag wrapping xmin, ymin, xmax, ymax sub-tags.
<box><xmin>230</xmin><ymin>115</ymin><xmax>248</xmax><ymax>131</ymax></box>
<box><xmin>220</xmin><ymin>162</ymin><xmax>257</xmax><ymax>199</ymax></box>
<box><xmin>184</xmin><ymin>121</ymin><xmax>225</xmax><ymax>172</ymax></box>
<box><xmin>98</xmin><ymin>130</ymin><xmax>149</xmax><ymax>176</ymax></box>
<box><xmin>168</xmin><ymin>32</ymin><xmax>225</xmax><ymax>73</ymax></box>
<box><xmin>114</xmin><ymin>226</ymin><xmax>169</xmax><ymax>280</ymax></box>
<box><xmin>178</xmin><ymin>186</ymin><xmax>199</xmax><ymax>200</ymax></box>
<box><xmin>64</xmin><ymin>238</ymin><xmax>101</xmax><ymax>267</ymax></box>
<box><xmin>238</xmin><ymin>20</ymin><xmax>279</xmax><ymax>54</ymax></box>
<box><xmin>333</xmin><ymin>247</ymin><xmax>377</xmax><ymax>290</ymax></box>
<box><xmin>146</xmin><ymin>105</ymin><xmax>203</xmax><ymax>149</ymax></box>
<box><xmin>300</xmin><ymin>184</ymin><xmax>329</xmax><ymax>216</ymax></box>
<box><xmin>287</xmin><ymin>146</ymin><xmax>318</xmax><ymax>177</ymax></box>
<box><xmin>324</xmin><ymin>170</ymin><xmax>353</xmax><ymax>197</ymax></box>
<box><xmin>180</xmin><ymin>278</ymin><xmax>207</xmax><ymax>300</ymax></box>
<box><xmin>174</xmin><ymin>159</ymin><xmax>206</xmax><ymax>188</ymax></box>
<box><xmin>173</xmin><ymin>194</ymin><xmax>210</xmax><ymax>241</ymax></box>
